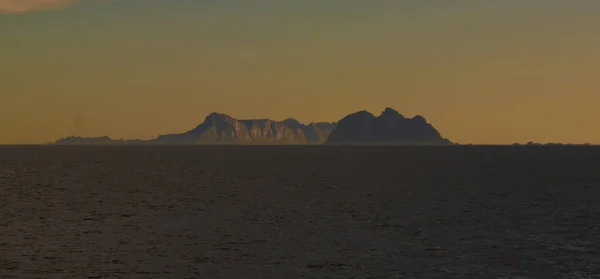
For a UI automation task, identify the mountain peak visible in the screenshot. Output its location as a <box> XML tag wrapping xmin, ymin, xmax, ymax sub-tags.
<box><xmin>204</xmin><ymin>112</ymin><xmax>234</xmax><ymax>122</ymax></box>
<box><xmin>348</xmin><ymin>110</ymin><xmax>376</xmax><ymax>119</ymax></box>
<box><xmin>282</xmin><ymin>117</ymin><xmax>301</xmax><ymax>125</ymax></box>
<box><xmin>281</xmin><ymin>118</ymin><xmax>304</xmax><ymax>130</ymax></box>
<box><xmin>380</xmin><ymin>107</ymin><xmax>404</xmax><ymax>119</ymax></box>
<box><xmin>206</xmin><ymin>112</ymin><xmax>230</xmax><ymax>118</ymax></box>
<box><xmin>412</xmin><ymin>115</ymin><xmax>427</xmax><ymax>123</ymax></box>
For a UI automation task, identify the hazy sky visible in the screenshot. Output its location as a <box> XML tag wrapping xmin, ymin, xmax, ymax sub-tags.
<box><xmin>2</xmin><ymin>0</ymin><xmax>600</xmax><ymax>144</ymax></box>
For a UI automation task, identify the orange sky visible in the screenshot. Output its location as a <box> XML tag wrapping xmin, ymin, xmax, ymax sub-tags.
<box><xmin>1</xmin><ymin>1</ymin><xmax>600</xmax><ymax>144</ymax></box>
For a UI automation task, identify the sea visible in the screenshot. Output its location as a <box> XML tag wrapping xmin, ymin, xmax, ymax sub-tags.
<box><xmin>1</xmin><ymin>145</ymin><xmax>599</xmax><ymax>278</ymax></box>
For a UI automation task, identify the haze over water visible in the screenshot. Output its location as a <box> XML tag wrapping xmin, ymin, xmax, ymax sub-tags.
<box><xmin>2</xmin><ymin>1</ymin><xmax>600</xmax><ymax>144</ymax></box>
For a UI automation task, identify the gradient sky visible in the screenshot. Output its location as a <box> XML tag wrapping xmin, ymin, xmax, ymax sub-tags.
<box><xmin>2</xmin><ymin>0</ymin><xmax>600</xmax><ymax>144</ymax></box>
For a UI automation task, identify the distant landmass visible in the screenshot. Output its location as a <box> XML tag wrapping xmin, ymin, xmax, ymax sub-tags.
<box><xmin>55</xmin><ymin>113</ymin><xmax>336</xmax><ymax>145</ymax></box>
<box><xmin>326</xmin><ymin>108</ymin><xmax>452</xmax><ymax>145</ymax></box>
<box><xmin>53</xmin><ymin>136</ymin><xmax>145</xmax><ymax>145</ymax></box>
<box><xmin>512</xmin><ymin>142</ymin><xmax>593</xmax><ymax>146</ymax></box>
<box><xmin>53</xmin><ymin>108</ymin><xmax>452</xmax><ymax>145</ymax></box>
<box><xmin>154</xmin><ymin>112</ymin><xmax>336</xmax><ymax>144</ymax></box>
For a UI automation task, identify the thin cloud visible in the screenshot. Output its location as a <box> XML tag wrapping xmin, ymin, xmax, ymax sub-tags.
<box><xmin>0</xmin><ymin>0</ymin><xmax>79</xmax><ymax>14</ymax></box>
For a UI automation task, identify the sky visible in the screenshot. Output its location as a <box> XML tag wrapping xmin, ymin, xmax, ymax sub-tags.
<box><xmin>1</xmin><ymin>0</ymin><xmax>600</xmax><ymax>144</ymax></box>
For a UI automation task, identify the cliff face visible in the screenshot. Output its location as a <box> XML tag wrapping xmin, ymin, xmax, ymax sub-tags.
<box><xmin>154</xmin><ymin>113</ymin><xmax>336</xmax><ymax>144</ymax></box>
<box><xmin>326</xmin><ymin>108</ymin><xmax>452</xmax><ymax>145</ymax></box>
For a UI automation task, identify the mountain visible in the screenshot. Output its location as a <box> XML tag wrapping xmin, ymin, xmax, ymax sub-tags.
<box><xmin>155</xmin><ymin>113</ymin><xmax>335</xmax><ymax>144</ymax></box>
<box><xmin>52</xmin><ymin>109</ymin><xmax>452</xmax><ymax>145</ymax></box>
<box><xmin>325</xmin><ymin>108</ymin><xmax>452</xmax><ymax>145</ymax></box>
<box><xmin>54</xmin><ymin>113</ymin><xmax>336</xmax><ymax>145</ymax></box>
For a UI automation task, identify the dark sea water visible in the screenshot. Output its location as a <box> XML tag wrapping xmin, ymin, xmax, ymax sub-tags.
<box><xmin>1</xmin><ymin>145</ymin><xmax>599</xmax><ymax>278</ymax></box>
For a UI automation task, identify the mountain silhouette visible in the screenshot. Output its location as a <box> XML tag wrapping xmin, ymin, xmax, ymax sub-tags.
<box><xmin>325</xmin><ymin>108</ymin><xmax>452</xmax><ymax>145</ymax></box>
<box><xmin>54</xmin><ymin>136</ymin><xmax>120</xmax><ymax>145</ymax></box>
<box><xmin>150</xmin><ymin>113</ymin><xmax>335</xmax><ymax>144</ymax></box>
<box><xmin>53</xmin><ymin>109</ymin><xmax>451</xmax><ymax>145</ymax></box>
<box><xmin>53</xmin><ymin>136</ymin><xmax>147</xmax><ymax>145</ymax></box>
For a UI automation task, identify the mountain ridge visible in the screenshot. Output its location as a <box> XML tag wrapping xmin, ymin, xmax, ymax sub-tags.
<box><xmin>325</xmin><ymin>107</ymin><xmax>452</xmax><ymax>145</ymax></box>
<box><xmin>153</xmin><ymin>112</ymin><xmax>336</xmax><ymax>144</ymax></box>
<box><xmin>53</xmin><ymin>108</ymin><xmax>451</xmax><ymax>145</ymax></box>
<box><xmin>55</xmin><ymin>112</ymin><xmax>337</xmax><ymax>145</ymax></box>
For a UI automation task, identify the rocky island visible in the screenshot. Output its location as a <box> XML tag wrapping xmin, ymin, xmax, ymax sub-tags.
<box><xmin>326</xmin><ymin>108</ymin><xmax>452</xmax><ymax>145</ymax></box>
<box><xmin>53</xmin><ymin>108</ymin><xmax>452</xmax><ymax>145</ymax></box>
